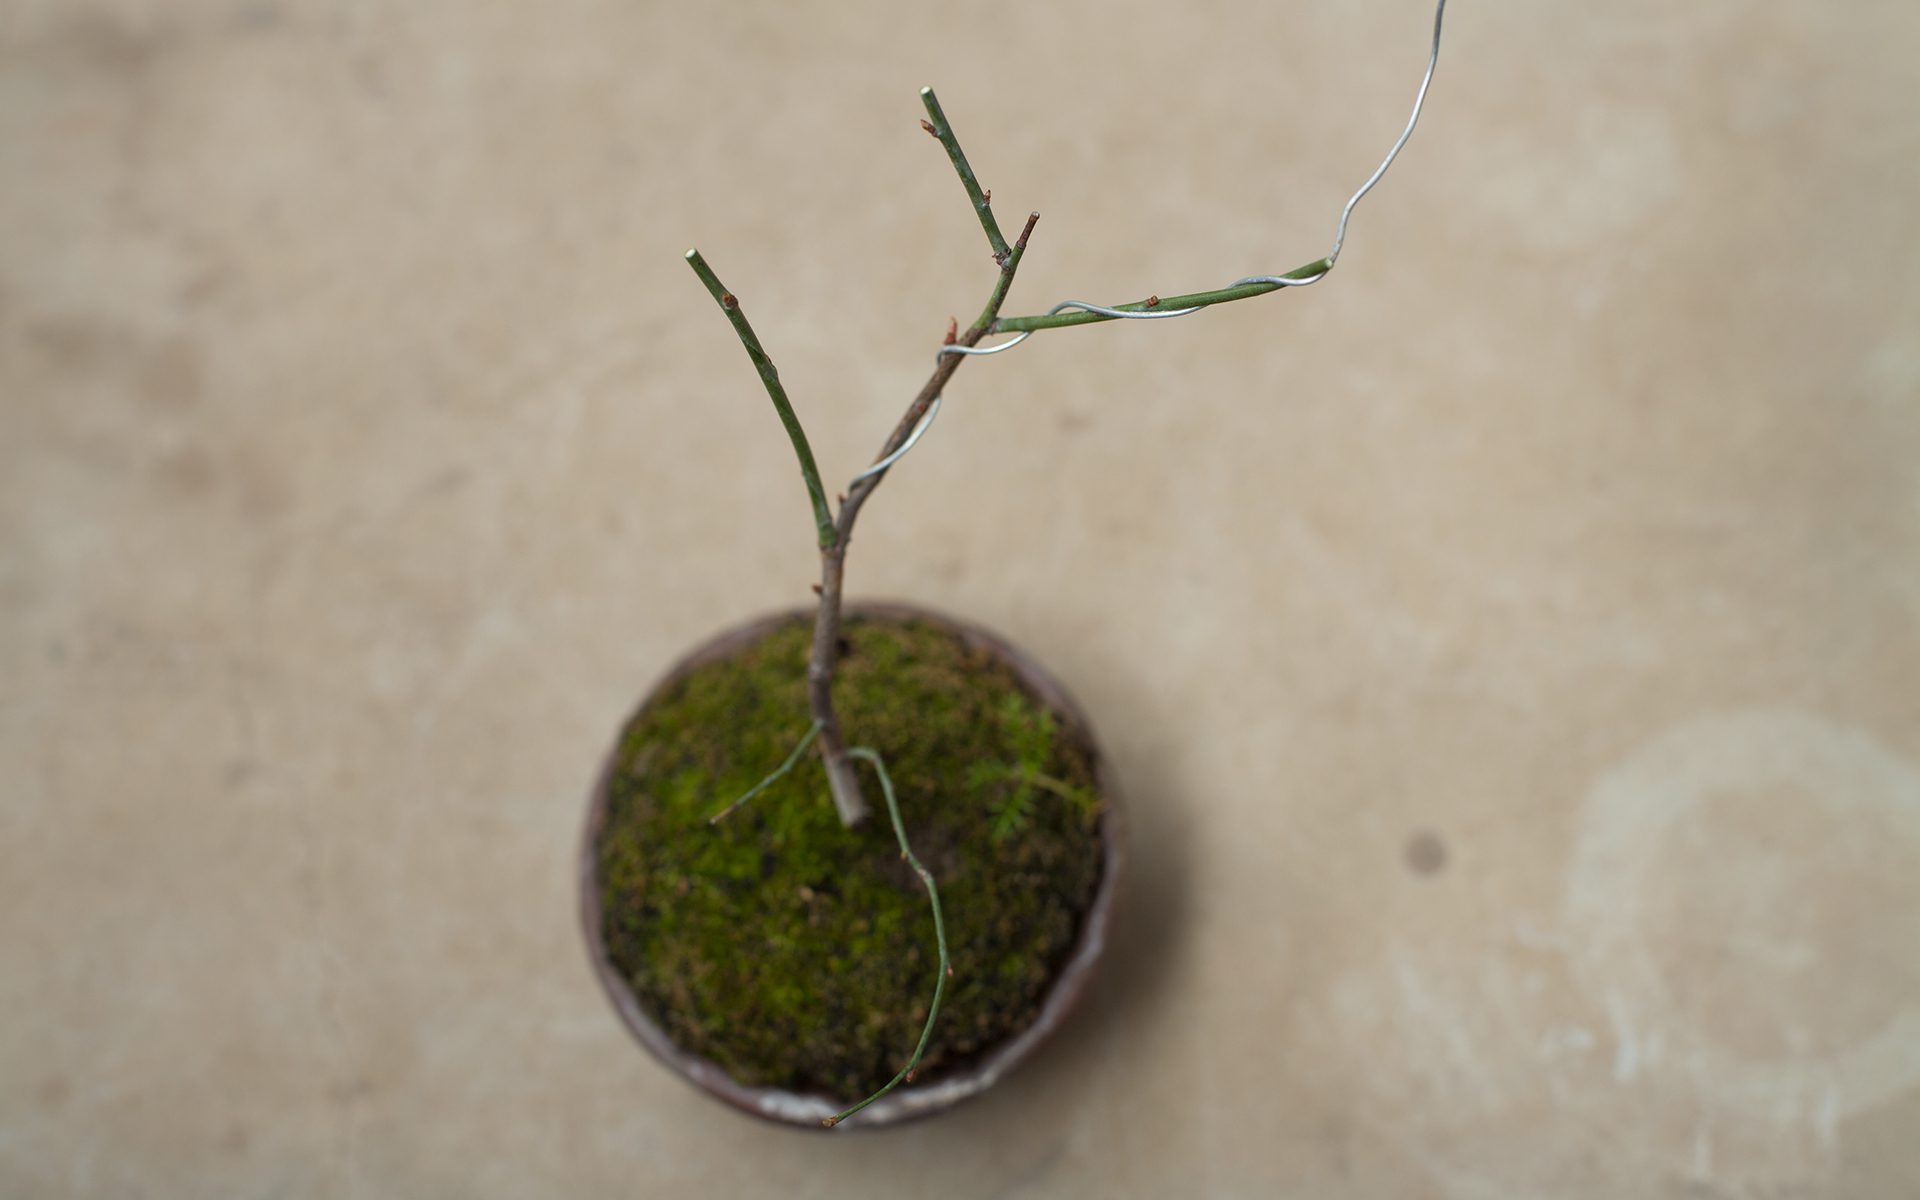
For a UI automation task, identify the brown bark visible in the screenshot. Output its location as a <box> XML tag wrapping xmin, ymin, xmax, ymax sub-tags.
<box><xmin>807</xmin><ymin>213</ymin><xmax>1039</xmax><ymax>826</ymax></box>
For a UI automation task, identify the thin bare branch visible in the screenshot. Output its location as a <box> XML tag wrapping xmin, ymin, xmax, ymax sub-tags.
<box><xmin>919</xmin><ymin>87</ymin><xmax>1011</xmax><ymax>263</ymax></box>
<box><xmin>967</xmin><ymin>0</ymin><xmax>1449</xmax><ymax>346</ymax></box>
<box><xmin>989</xmin><ymin>256</ymin><xmax>1330</xmax><ymax>333</ymax></box>
<box><xmin>684</xmin><ymin>249</ymin><xmax>838</xmax><ymax>548</ymax></box>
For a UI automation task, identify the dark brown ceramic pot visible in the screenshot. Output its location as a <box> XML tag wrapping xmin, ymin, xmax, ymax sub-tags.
<box><xmin>578</xmin><ymin>601</ymin><xmax>1121</xmax><ymax>1129</ymax></box>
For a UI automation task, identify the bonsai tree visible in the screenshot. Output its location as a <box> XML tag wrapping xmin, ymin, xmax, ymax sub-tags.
<box><xmin>652</xmin><ymin>0</ymin><xmax>1450</xmax><ymax>1127</ymax></box>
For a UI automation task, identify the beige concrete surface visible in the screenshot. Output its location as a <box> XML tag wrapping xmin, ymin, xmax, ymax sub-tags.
<box><xmin>5</xmin><ymin>1</ymin><xmax>1919</xmax><ymax>1196</ymax></box>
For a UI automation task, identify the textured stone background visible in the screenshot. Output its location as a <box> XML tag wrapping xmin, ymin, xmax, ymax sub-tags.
<box><xmin>4</xmin><ymin>1</ymin><xmax>1918</xmax><ymax>1196</ymax></box>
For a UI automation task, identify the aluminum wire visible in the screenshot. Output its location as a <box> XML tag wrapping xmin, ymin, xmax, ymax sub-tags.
<box><xmin>851</xmin><ymin>0</ymin><xmax>1449</xmax><ymax>489</ymax></box>
<box><xmin>942</xmin><ymin>0</ymin><xmax>1447</xmax><ymax>361</ymax></box>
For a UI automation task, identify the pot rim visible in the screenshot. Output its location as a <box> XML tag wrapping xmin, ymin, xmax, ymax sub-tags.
<box><xmin>578</xmin><ymin>600</ymin><xmax>1124</xmax><ymax>1130</ymax></box>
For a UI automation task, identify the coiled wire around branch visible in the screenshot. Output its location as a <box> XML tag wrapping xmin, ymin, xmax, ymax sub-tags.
<box><xmin>850</xmin><ymin>0</ymin><xmax>1450</xmax><ymax>486</ymax></box>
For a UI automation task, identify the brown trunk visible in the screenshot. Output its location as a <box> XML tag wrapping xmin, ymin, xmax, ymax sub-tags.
<box><xmin>808</xmin><ymin>543</ymin><xmax>868</xmax><ymax>825</ymax></box>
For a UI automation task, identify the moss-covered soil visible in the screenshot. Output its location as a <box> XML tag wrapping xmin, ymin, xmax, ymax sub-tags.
<box><xmin>594</xmin><ymin>613</ymin><xmax>1106</xmax><ymax>1102</ymax></box>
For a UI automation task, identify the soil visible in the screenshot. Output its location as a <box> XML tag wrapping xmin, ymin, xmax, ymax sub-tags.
<box><xmin>591</xmin><ymin>611</ymin><xmax>1108</xmax><ymax>1104</ymax></box>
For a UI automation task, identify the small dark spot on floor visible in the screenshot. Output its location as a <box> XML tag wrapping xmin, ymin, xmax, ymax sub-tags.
<box><xmin>140</xmin><ymin>337</ymin><xmax>204</xmax><ymax>410</ymax></box>
<box><xmin>421</xmin><ymin>465</ymin><xmax>472</xmax><ymax>497</ymax></box>
<box><xmin>178</xmin><ymin>262</ymin><xmax>233</xmax><ymax>308</ymax></box>
<box><xmin>1404</xmin><ymin>829</ymin><xmax>1447</xmax><ymax>876</ymax></box>
<box><xmin>28</xmin><ymin>315</ymin><xmax>119</xmax><ymax>370</ymax></box>
<box><xmin>232</xmin><ymin>4</ymin><xmax>284</xmax><ymax>33</ymax></box>
<box><xmin>53</xmin><ymin>11</ymin><xmax>167</xmax><ymax>75</ymax></box>
<box><xmin>233</xmin><ymin>457</ymin><xmax>293</xmax><ymax>519</ymax></box>
<box><xmin>157</xmin><ymin>447</ymin><xmax>215</xmax><ymax>496</ymax></box>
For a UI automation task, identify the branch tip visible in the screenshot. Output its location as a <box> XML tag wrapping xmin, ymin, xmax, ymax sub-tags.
<box><xmin>684</xmin><ymin>250</ymin><xmax>835</xmax><ymax>543</ymax></box>
<box><xmin>919</xmin><ymin>86</ymin><xmax>1010</xmax><ymax>261</ymax></box>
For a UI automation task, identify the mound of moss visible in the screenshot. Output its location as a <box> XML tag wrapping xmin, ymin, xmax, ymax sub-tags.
<box><xmin>595</xmin><ymin>612</ymin><xmax>1106</xmax><ymax>1102</ymax></box>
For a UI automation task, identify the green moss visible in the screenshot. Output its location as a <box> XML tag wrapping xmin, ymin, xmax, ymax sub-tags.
<box><xmin>594</xmin><ymin>614</ymin><xmax>1105</xmax><ymax>1102</ymax></box>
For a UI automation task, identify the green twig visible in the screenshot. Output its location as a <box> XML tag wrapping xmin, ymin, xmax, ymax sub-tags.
<box><xmin>708</xmin><ymin>721</ymin><xmax>823</xmax><ymax>825</ymax></box>
<box><xmin>824</xmin><ymin>747</ymin><xmax>950</xmax><ymax>1129</ymax></box>
<box><xmin>684</xmin><ymin>249</ymin><xmax>838</xmax><ymax>548</ymax></box>
<box><xmin>990</xmin><ymin>256</ymin><xmax>1332</xmax><ymax>334</ymax></box>
<box><xmin>919</xmin><ymin>87</ymin><xmax>1010</xmax><ymax>264</ymax></box>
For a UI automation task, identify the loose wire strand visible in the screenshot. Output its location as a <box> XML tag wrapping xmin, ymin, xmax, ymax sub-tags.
<box><xmin>848</xmin><ymin>392</ymin><xmax>942</xmax><ymax>485</ymax></box>
<box><xmin>852</xmin><ymin>0</ymin><xmax>1447</xmax><ymax>491</ymax></box>
<box><xmin>942</xmin><ymin>0</ymin><xmax>1447</xmax><ymax>360</ymax></box>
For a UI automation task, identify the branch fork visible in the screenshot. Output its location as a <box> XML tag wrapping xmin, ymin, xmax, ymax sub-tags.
<box><xmin>688</xmin><ymin>89</ymin><xmax>1037</xmax><ymax>829</ymax></box>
